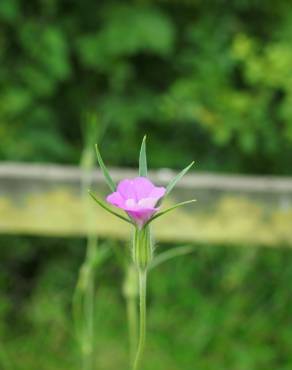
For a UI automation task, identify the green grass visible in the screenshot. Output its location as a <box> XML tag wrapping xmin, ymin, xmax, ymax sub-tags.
<box><xmin>0</xmin><ymin>235</ymin><xmax>292</xmax><ymax>370</ymax></box>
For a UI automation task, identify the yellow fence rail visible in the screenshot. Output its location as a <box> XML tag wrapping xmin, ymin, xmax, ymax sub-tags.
<box><xmin>0</xmin><ymin>163</ymin><xmax>292</xmax><ymax>247</ymax></box>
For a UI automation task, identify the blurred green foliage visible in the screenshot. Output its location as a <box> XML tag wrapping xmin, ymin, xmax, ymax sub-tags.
<box><xmin>1</xmin><ymin>2</ymin><xmax>292</xmax><ymax>368</ymax></box>
<box><xmin>0</xmin><ymin>236</ymin><xmax>292</xmax><ymax>370</ymax></box>
<box><xmin>0</xmin><ymin>0</ymin><xmax>292</xmax><ymax>173</ymax></box>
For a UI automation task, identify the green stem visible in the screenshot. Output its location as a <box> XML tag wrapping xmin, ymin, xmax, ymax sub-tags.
<box><xmin>123</xmin><ymin>264</ymin><xmax>138</xmax><ymax>365</ymax></box>
<box><xmin>123</xmin><ymin>263</ymin><xmax>138</xmax><ymax>366</ymax></box>
<box><xmin>133</xmin><ymin>270</ymin><xmax>147</xmax><ymax>370</ymax></box>
<box><xmin>127</xmin><ymin>295</ymin><xmax>138</xmax><ymax>364</ymax></box>
<box><xmin>72</xmin><ymin>231</ymin><xmax>97</xmax><ymax>370</ymax></box>
<box><xmin>83</xmin><ymin>235</ymin><xmax>96</xmax><ymax>370</ymax></box>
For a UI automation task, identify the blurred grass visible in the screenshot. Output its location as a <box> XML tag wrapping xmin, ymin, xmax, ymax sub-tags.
<box><xmin>0</xmin><ymin>235</ymin><xmax>292</xmax><ymax>370</ymax></box>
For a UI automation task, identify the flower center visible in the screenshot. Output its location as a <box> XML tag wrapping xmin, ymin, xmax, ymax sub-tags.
<box><xmin>125</xmin><ymin>197</ymin><xmax>157</xmax><ymax>209</ymax></box>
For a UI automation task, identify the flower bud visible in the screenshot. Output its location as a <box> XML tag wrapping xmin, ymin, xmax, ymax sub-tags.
<box><xmin>132</xmin><ymin>225</ymin><xmax>153</xmax><ymax>271</ymax></box>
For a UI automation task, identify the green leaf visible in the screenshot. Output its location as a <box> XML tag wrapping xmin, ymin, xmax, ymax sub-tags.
<box><xmin>146</xmin><ymin>199</ymin><xmax>196</xmax><ymax>225</ymax></box>
<box><xmin>165</xmin><ymin>161</ymin><xmax>195</xmax><ymax>196</ymax></box>
<box><xmin>149</xmin><ymin>245</ymin><xmax>196</xmax><ymax>270</ymax></box>
<box><xmin>88</xmin><ymin>190</ymin><xmax>133</xmax><ymax>224</ymax></box>
<box><xmin>139</xmin><ymin>135</ymin><xmax>147</xmax><ymax>177</ymax></box>
<box><xmin>95</xmin><ymin>144</ymin><xmax>116</xmax><ymax>192</ymax></box>
<box><xmin>92</xmin><ymin>245</ymin><xmax>111</xmax><ymax>269</ymax></box>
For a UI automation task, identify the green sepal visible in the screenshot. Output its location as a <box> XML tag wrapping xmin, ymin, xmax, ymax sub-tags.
<box><xmin>95</xmin><ymin>144</ymin><xmax>116</xmax><ymax>192</ymax></box>
<box><xmin>165</xmin><ymin>161</ymin><xmax>195</xmax><ymax>197</ymax></box>
<box><xmin>139</xmin><ymin>135</ymin><xmax>147</xmax><ymax>177</ymax></box>
<box><xmin>88</xmin><ymin>190</ymin><xmax>133</xmax><ymax>224</ymax></box>
<box><xmin>146</xmin><ymin>199</ymin><xmax>196</xmax><ymax>225</ymax></box>
<box><xmin>132</xmin><ymin>225</ymin><xmax>153</xmax><ymax>270</ymax></box>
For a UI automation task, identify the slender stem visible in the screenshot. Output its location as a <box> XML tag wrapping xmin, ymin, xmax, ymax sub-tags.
<box><xmin>83</xmin><ymin>235</ymin><xmax>96</xmax><ymax>370</ymax></box>
<box><xmin>123</xmin><ymin>263</ymin><xmax>138</xmax><ymax>365</ymax></box>
<box><xmin>73</xmin><ymin>234</ymin><xmax>96</xmax><ymax>370</ymax></box>
<box><xmin>74</xmin><ymin>113</ymin><xmax>108</xmax><ymax>370</ymax></box>
<box><xmin>79</xmin><ymin>131</ymin><xmax>97</xmax><ymax>370</ymax></box>
<box><xmin>127</xmin><ymin>296</ymin><xmax>138</xmax><ymax>364</ymax></box>
<box><xmin>133</xmin><ymin>270</ymin><xmax>147</xmax><ymax>370</ymax></box>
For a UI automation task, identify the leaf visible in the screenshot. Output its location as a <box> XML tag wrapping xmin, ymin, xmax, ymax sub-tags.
<box><xmin>95</xmin><ymin>144</ymin><xmax>116</xmax><ymax>192</ymax></box>
<box><xmin>88</xmin><ymin>190</ymin><xmax>133</xmax><ymax>224</ymax></box>
<box><xmin>139</xmin><ymin>135</ymin><xmax>147</xmax><ymax>177</ymax></box>
<box><xmin>146</xmin><ymin>199</ymin><xmax>196</xmax><ymax>225</ymax></box>
<box><xmin>149</xmin><ymin>245</ymin><xmax>196</xmax><ymax>270</ymax></box>
<box><xmin>165</xmin><ymin>161</ymin><xmax>195</xmax><ymax>197</ymax></box>
<box><xmin>92</xmin><ymin>245</ymin><xmax>111</xmax><ymax>269</ymax></box>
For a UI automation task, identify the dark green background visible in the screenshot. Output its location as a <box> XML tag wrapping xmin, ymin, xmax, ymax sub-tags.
<box><xmin>1</xmin><ymin>0</ymin><xmax>292</xmax><ymax>173</ymax></box>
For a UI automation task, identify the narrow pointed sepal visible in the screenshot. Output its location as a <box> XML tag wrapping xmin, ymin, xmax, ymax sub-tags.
<box><xmin>165</xmin><ymin>161</ymin><xmax>195</xmax><ymax>197</ymax></box>
<box><xmin>132</xmin><ymin>225</ymin><xmax>153</xmax><ymax>270</ymax></box>
<box><xmin>139</xmin><ymin>135</ymin><xmax>148</xmax><ymax>177</ymax></box>
<box><xmin>95</xmin><ymin>144</ymin><xmax>116</xmax><ymax>192</ymax></box>
<box><xmin>88</xmin><ymin>190</ymin><xmax>133</xmax><ymax>224</ymax></box>
<box><xmin>146</xmin><ymin>199</ymin><xmax>196</xmax><ymax>225</ymax></box>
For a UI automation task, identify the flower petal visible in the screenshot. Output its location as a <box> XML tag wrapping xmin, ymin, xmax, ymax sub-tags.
<box><xmin>149</xmin><ymin>186</ymin><xmax>166</xmax><ymax>200</ymax></box>
<box><xmin>106</xmin><ymin>192</ymin><xmax>125</xmax><ymax>208</ymax></box>
<box><xmin>138</xmin><ymin>197</ymin><xmax>158</xmax><ymax>208</ymax></box>
<box><xmin>107</xmin><ymin>177</ymin><xmax>166</xmax><ymax>227</ymax></box>
<box><xmin>126</xmin><ymin>208</ymin><xmax>157</xmax><ymax>227</ymax></box>
<box><xmin>117</xmin><ymin>179</ymin><xmax>137</xmax><ymax>200</ymax></box>
<box><xmin>132</xmin><ymin>177</ymin><xmax>156</xmax><ymax>199</ymax></box>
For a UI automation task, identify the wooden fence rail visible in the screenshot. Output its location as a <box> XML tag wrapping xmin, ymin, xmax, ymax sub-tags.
<box><xmin>0</xmin><ymin>163</ymin><xmax>292</xmax><ymax>247</ymax></box>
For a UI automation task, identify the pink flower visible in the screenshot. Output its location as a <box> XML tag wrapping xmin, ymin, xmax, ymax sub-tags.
<box><xmin>106</xmin><ymin>177</ymin><xmax>166</xmax><ymax>228</ymax></box>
